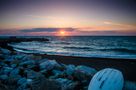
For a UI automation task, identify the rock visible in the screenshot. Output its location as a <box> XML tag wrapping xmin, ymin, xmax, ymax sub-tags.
<box><xmin>13</xmin><ymin>54</ymin><xmax>30</xmax><ymax>61</ymax></box>
<box><xmin>0</xmin><ymin>74</ymin><xmax>8</xmax><ymax>81</ymax></box>
<box><xmin>28</xmin><ymin>71</ymin><xmax>47</xmax><ymax>90</ymax></box>
<box><xmin>17</xmin><ymin>78</ymin><xmax>27</xmax><ymax>85</ymax></box>
<box><xmin>17</xmin><ymin>78</ymin><xmax>32</xmax><ymax>90</ymax></box>
<box><xmin>52</xmin><ymin>70</ymin><xmax>63</xmax><ymax>76</ymax></box>
<box><xmin>6</xmin><ymin>75</ymin><xmax>21</xmax><ymax>85</ymax></box>
<box><xmin>39</xmin><ymin>60</ymin><xmax>61</xmax><ymax>70</ymax></box>
<box><xmin>124</xmin><ymin>81</ymin><xmax>136</xmax><ymax>90</ymax></box>
<box><xmin>65</xmin><ymin>64</ymin><xmax>75</xmax><ymax>76</ymax></box>
<box><xmin>74</xmin><ymin>65</ymin><xmax>97</xmax><ymax>80</ymax></box>
<box><xmin>43</xmin><ymin>79</ymin><xmax>61</xmax><ymax>90</ymax></box>
<box><xmin>11</xmin><ymin>64</ymin><xmax>17</xmax><ymax>68</ymax></box>
<box><xmin>55</xmin><ymin>78</ymin><xmax>78</xmax><ymax>90</ymax></box>
<box><xmin>19</xmin><ymin>60</ymin><xmax>36</xmax><ymax>68</ymax></box>
<box><xmin>0</xmin><ymin>48</ymin><xmax>11</xmax><ymax>55</ymax></box>
<box><xmin>0</xmin><ymin>67</ymin><xmax>13</xmax><ymax>75</ymax></box>
<box><xmin>10</xmin><ymin>68</ymin><xmax>20</xmax><ymax>76</ymax></box>
<box><xmin>88</xmin><ymin>68</ymin><xmax>124</xmax><ymax>90</ymax></box>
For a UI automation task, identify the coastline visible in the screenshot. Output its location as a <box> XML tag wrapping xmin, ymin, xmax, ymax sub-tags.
<box><xmin>0</xmin><ymin>37</ymin><xmax>136</xmax><ymax>81</ymax></box>
<box><xmin>0</xmin><ymin>37</ymin><xmax>136</xmax><ymax>90</ymax></box>
<box><xmin>34</xmin><ymin>54</ymin><xmax>136</xmax><ymax>81</ymax></box>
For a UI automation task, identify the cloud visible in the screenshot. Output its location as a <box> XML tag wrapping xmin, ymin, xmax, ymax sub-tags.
<box><xmin>104</xmin><ymin>21</ymin><xmax>136</xmax><ymax>28</ymax></box>
<box><xmin>20</xmin><ymin>28</ymin><xmax>76</xmax><ymax>32</ymax></box>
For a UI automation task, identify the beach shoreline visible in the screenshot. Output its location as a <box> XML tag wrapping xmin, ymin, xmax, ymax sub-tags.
<box><xmin>0</xmin><ymin>37</ymin><xmax>136</xmax><ymax>81</ymax></box>
<box><xmin>0</xmin><ymin>37</ymin><xmax>136</xmax><ymax>90</ymax></box>
<box><xmin>32</xmin><ymin>54</ymin><xmax>136</xmax><ymax>81</ymax></box>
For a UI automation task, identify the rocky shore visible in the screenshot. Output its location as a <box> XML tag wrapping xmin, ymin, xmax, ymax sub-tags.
<box><xmin>0</xmin><ymin>37</ymin><xmax>136</xmax><ymax>90</ymax></box>
<box><xmin>0</xmin><ymin>47</ymin><xmax>136</xmax><ymax>90</ymax></box>
<box><xmin>0</xmin><ymin>47</ymin><xmax>97</xmax><ymax>90</ymax></box>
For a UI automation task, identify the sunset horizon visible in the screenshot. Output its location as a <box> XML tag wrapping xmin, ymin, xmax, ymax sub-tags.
<box><xmin>0</xmin><ymin>0</ymin><xmax>136</xmax><ymax>36</ymax></box>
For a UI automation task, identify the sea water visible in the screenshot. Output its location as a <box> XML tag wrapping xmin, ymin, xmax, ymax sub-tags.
<box><xmin>9</xmin><ymin>36</ymin><xmax>136</xmax><ymax>59</ymax></box>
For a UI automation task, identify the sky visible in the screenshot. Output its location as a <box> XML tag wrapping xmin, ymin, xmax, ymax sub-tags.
<box><xmin>0</xmin><ymin>0</ymin><xmax>136</xmax><ymax>36</ymax></box>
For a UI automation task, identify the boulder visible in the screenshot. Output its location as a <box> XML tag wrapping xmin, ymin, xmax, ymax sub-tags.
<box><xmin>65</xmin><ymin>64</ymin><xmax>76</xmax><ymax>76</ymax></box>
<box><xmin>39</xmin><ymin>60</ymin><xmax>61</xmax><ymax>70</ymax></box>
<box><xmin>0</xmin><ymin>74</ymin><xmax>8</xmax><ymax>81</ymax></box>
<box><xmin>17</xmin><ymin>78</ymin><xmax>32</xmax><ymax>90</ymax></box>
<box><xmin>19</xmin><ymin>60</ymin><xmax>36</xmax><ymax>69</ymax></box>
<box><xmin>55</xmin><ymin>78</ymin><xmax>78</xmax><ymax>90</ymax></box>
<box><xmin>28</xmin><ymin>71</ymin><xmax>47</xmax><ymax>90</ymax></box>
<box><xmin>124</xmin><ymin>81</ymin><xmax>136</xmax><ymax>90</ymax></box>
<box><xmin>74</xmin><ymin>65</ymin><xmax>97</xmax><ymax>80</ymax></box>
<box><xmin>10</xmin><ymin>68</ymin><xmax>20</xmax><ymax>76</ymax></box>
<box><xmin>0</xmin><ymin>48</ymin><xmax>11</xmax><ymax>55</ymax></box>
<box><xmin>0</xmin><ymin>67</ymin><xmax>13</xmax><ymax>75</ymax></box>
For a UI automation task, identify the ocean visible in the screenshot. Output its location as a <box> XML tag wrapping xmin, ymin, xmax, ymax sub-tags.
<box><xmin>9</xmin><ymin>36</ymin><xmax>136</xmax><ymax>59</ymax></box>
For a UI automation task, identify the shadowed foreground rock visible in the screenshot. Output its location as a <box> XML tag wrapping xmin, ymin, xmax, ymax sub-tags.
<box><xmin>0</xmin><ymin>47</ymin><xmax>136</xmax><ymax>90</ymax></box>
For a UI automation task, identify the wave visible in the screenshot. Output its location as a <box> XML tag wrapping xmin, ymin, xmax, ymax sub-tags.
<box><xmin>99</xmin><ymin>48</ymin><xmax>136</xmax><ymax>54</ymax></box>
<box><xmin>62</xmin><ymin>46</ymin><xmax>91</xmax><ymax>50</ymax></box>
<box><xmin>63</xmin><ymin>46</ymin><xmax>136</xmax><ymax>54</ymax></box>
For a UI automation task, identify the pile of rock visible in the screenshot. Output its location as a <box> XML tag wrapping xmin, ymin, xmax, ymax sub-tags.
<box><xmin>0</xmin><ymin>47</ymin><xmax>97</xmax><ymax>90</ymax></box>
<box><xmin>1</xmin><ymin>47</ymin><xmax>136</xmax><ymax>90</ymax></box>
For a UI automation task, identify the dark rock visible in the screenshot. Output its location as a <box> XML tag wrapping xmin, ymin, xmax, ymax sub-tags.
<box><xmin>74</xmin><ymin>65</ymin><xmax>97</xmax><ymax>80</ymax></box>
<box><xmin>10</xmin><ymin>68</ymin><xmax>20</xmax><ymax>76</ymax></box>
<box><xmin>0</xmin><ymin>48</ymin><xmax>11</xmax><ymax>55</ymax></box>
<box><xmin>41</xmin><ymin>79</ymin><xmax>61</xmax><ymax>90</ymax></box>
<box><xmin>27</xmin><ymin>71</ymin><xmax>47</xmax><ymax>90</ymax></box>
<box><xmin>39</xmin><ymin>60</ymin><xmax>61</xmax><ymax>70</ymax></box>
<box><xmin>65</xmin><ymin>64</ymin><xmax>75</xmax><ymax>76</ymax></box>
<box><xmin>55</xmin><ymin>78</ymin><xmax>78</xmax><ymax>90</ymax></box>
<box><xmin>124</xmin><ymin>81</ymin><xmax>136</xmax><ymax>90</ymax></box>
<box><xmin>0</xmin><ymin>67</ymin><xmax>13</xmax><ymax>75</ymax></box>
<box><xmin>0</xmin><ymin>74</ymin><xmax>8</xmax><ymax>81</ymax></box>
<box><xmin>6</xmin><ymin>75</ymin><xmax>21</xmax><ymax>85</ymax></box>
<box><xmin>19</xmin><ymin>60</ymin><xmax>36</xmax><ymax>68</ymax></box>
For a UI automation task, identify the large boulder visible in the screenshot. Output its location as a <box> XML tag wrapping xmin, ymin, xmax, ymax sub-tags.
<box><xmin>27</xmin><ymin>70</ymin><xmax>48</xmax><ymax>90</ymax></box>
<box><xmin>39</xmin><ymin>60</ymin><xmax>61</xmax><ymax>70</ymax></box>
<box><xmin>17</xmin><ymin>78</ymin><xmax>32</xmax><ymax>90</ymax></box>
<box><xmin>74</xmin><ymin>65</ymin><xmax>97</xmax><ymax>80</ymax></box>
<box><xmin>65</xmin><ymin>64</ymin><xmax>76</xmax><ymax>76</ymax></box>
<box><xmin>0</xmin><ymin>74</ymin><xmax>8</xmax><ymax>81</ymax></box>
<box><xmin>19</xmin><ymin>60</ymin><xmax>36</xmax><ymax>69</ymax></box>
<box><xmin>124</xmin><ymin>81</ymin><xmax>136</xmax><ymax>90</ymax></box>
<box><xmin>0</xmin><ymin>48</ymin><xmax>11</xmax><ymax>55</ymax></box>
<box><xmin>55</xmin><ymin>78</ymin><xmax>78</xmax><ymax>90</ymax></box>
<box><xmin>0</xmin><ymin>67</ymin><xmax>13</xmax><ymax>75</ymax></box>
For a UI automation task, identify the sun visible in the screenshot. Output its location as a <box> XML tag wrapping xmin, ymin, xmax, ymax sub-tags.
<box><xmin>59</xmin><ymin>31</ymin><xmax>66</xmax><ymax>36</ymax></box>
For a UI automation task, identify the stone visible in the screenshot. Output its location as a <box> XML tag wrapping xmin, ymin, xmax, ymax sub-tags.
<box><xmin>19</xmin><ymin>60</ymin><xmax>36</xmax><ymax>68</ymax></box>
<box><xmin>52</xmin><ymin>70</ymin><xmax>62</xmax><ymax>76</ymax></box>
<box><xmin>39</xmin><ymin>60</ymin><xmax>61</xmax><ymax>70</ymax></box>
<box><xmin>43</xmin><ymin>79</ymin><xmax>61</xmax><ymax>90</ymax></box>
<box><xmin>124</xmin><ymin>81</ymin><xmax>136</xmax><ymax>90</ymax></box>
<box><xmin>0</xmin><ymin>74</ymin><xmax>8</xmax><ymax>81</ymax></box>
<box><xmin>55</xmin><ymin>78</ymin><xmax>78</xmax><ymax>90</ymax></box>
<box><xmin>65</xmin><ymin>64</ymin><xmax>75</xmax><ymax>76</ymax></box>
<box><xmin>0</xmin><ymin>67</ymin><xmax>13</xmax><ymax>75</ymax></box>
<box><xmin>0</xmin><ymin>48</ymin><xmax>11</xmax><ymax>55</ymax></box>
<box><xmin>10</xmin><ymin>68</ymin><xmax>20</xmax><ymax>76</ymax></box>
<box><xmin>7</xmin><ymin>75</ymin><xmax>22</xmax><ymax>85</ymax></box>
<box><xmin>74</xmin><ymin>65</ymin><xmax>97</xmax><ymax>80</ymax></box>
<box><xmin>17</xmin><ymin>78</ymin><xmax>27</xmax><ymax>85</ymax></box>
<box><xmin>88</xmin><ymin>68</ymin><xmax>124</xmax><ymax>90</ymax></box>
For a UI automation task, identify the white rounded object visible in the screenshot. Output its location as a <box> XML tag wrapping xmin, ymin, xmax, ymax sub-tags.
<box><xmin>88</xmin><ymin>68</ymin><xmax>124</xmax><ymax>90</ymax></box>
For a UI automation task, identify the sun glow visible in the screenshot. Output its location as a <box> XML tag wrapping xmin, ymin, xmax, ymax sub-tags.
<box><xmin>59</xmin><ymin>31</ymin><xmax>66</xmax><ymax>36</ymax></box>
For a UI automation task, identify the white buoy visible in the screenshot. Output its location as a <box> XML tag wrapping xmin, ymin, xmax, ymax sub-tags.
<box><xmin>88</xmin><ymin>68</ymin><xmax>124</xmax><ymax>90</ymax></box>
